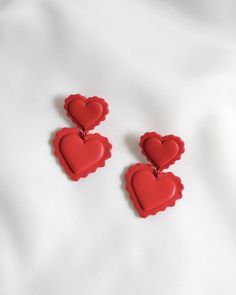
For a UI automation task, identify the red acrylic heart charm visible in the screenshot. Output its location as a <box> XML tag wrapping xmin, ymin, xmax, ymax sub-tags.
<box><xmin>140</xmin><ymin>132</ymin><xmax>185</xmax><ymax>170</ymax></box>
<box><xmin>64</xmin><ymin>94</ymin><xmax>109</xmax><ymax>132</ymax></box>
<box><xmin>125</xmin><ymin>163</ymin><xmax>184</xmax><ymax>218</ymax></box>
<box><xmin>53</xmin><ymin>128</ymin><xmax>112</xmax><ymax>181</ymax></box>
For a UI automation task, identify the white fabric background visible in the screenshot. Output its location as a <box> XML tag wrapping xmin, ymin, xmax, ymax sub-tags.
<box><xmin>1</xmin><ymin>0</ymin><xmax>236</xmax><ymax>294</ymax></box>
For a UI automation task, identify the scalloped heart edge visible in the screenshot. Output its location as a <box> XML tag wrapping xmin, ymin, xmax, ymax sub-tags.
<box><xmin>139</xmin><ymin>132</ymin><xmax>185</xmax><ymax>171</ymax></box>
<box><xmin>53</xmin><ymin>127</ymin><xmax>112</xmax><ymax>181</ymax></box>
<box><xmin>64</xmin><ymin>94</ymin><xmax>109</xmax><ymax>132</ymax></box>
<box><xmin>125</xmin><ymin>163</ymin><xmax>184</xmax><ymax>218</ymax></box>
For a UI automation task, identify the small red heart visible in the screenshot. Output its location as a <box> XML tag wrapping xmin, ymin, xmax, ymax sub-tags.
<box><xmin>126</xmin><ymin>164</ymin><xmax>183</xmax><ymax>218</ymax></box>
<box><xmin>140</xmin><ymin>132</ymin><xmax>185</xmax><ymax>170</ymax></box>
<box><xmin>53</xmin><ymin>128</ymin><xmax>112</xmax><ymax>181</ymax></box>
<box><xmin>64</xmin><ymin>94</ymin><xmax>109</xmax><ymax>131</ymax></box>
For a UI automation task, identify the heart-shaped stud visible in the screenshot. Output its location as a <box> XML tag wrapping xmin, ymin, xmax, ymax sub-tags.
<box><xmin>64</xmin><ymin>94</ymin><xmax>109</xmax><ymax>132</ymax></box>
<box><xmin>140</xmin><ymin>132</ymin><xmax>185</xmax><ymax>170</ymax></box>
<box><xmin>53</xmin><ymin>128</ymin><xmax>112</xmax><ymax>181</ymax></box>
<box><xmin>125</xmin><ymin>163</ymin><xmax>184</xmax><ymax>218</ymax></box>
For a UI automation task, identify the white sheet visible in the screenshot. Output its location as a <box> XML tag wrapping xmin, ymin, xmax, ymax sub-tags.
<box><xmin>1</xmin><ymin>0</ymin><xmax>236</xmax><ymax>294</ymax></box>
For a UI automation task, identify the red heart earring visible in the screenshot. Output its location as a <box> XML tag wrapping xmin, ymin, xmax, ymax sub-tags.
<box><xmin>53</xmin><ymin>94</ymin><xmax>112</xmax><ymax>181</ymax></box>
<box><xmin>125</xmin><ymin>132</ymin><xmax>185</xmax><ymax>218</ymax></box>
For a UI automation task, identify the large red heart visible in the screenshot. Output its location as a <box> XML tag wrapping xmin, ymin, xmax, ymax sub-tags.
<box><xmin>64</xmin><ymin>94</ymin><xmax>109</xmax><ymax>131</ymax></box>
<box><xmin>53</xmin><ymin>128</ymin><xmax>112</xmax><ymax>181</ymax></box>
<box><xmin>140</xmin><ymin>132</ymin><xmax>185</xmax><ymax>170</ymax></box>
<box><xmin>125</xmin><ymin>164</ymin><xmax>183</xmax><ymax>218</ymax></box>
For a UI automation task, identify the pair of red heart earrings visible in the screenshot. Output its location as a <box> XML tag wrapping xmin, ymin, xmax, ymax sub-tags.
<box><xmin>53</xmin><ymin>94</ymin><xmax>185</xmax><ymax>218</ymax></box>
